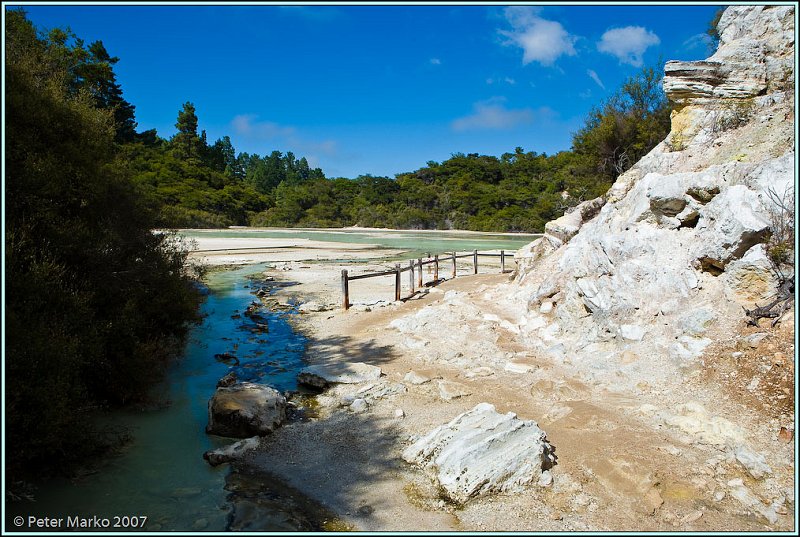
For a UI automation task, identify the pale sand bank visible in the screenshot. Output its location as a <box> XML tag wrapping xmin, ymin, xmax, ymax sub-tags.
<box><xmin>186</xmin><ymin>236</ymin><xmax>407</xmax><ymax>267</ymax></box>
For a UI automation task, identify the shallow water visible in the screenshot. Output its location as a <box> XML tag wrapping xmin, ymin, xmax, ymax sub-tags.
<box><xmin>180</xmin><ymin>227</ymin><xmax>539</xmax><ymax>259</ymax></box>
<box><xmin>8</xmin><ymin>264</ymin><xmax>307</xmax><ymax>532</ymax></box>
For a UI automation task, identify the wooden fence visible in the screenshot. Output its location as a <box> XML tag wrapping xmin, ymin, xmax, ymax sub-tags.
<box><xmin>340</xmin><ymin>250</ymin><xmax>512</xmax><ymax>310</ymax></box>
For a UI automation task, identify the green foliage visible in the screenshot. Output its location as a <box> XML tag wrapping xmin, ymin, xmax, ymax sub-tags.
<box><xmin>6</xmin><ymin>10</ymin><xmax>203</xmax><ymax>481</ymax></box>
<box><xmin>572</xmin><ymin>62</ymin><xmax>671</xmax><ymax>182</ymax></box>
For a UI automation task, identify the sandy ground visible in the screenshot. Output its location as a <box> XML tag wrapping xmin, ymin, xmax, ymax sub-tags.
<box><xmin>186</xmin><ymin>236</ymin><xmax>406</xmax><ymax>267</ymax></box>
<box><xmin>222</xmin><ymin>255</ymin><xmax>795</xmax><ymax>532</ymax></box>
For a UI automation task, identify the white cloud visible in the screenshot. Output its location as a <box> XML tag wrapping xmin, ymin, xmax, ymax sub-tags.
<box><xmin>231</xmin><ymin>114</ymin><xmax>295</xmax><ymax>139</ymax></box>
<box><xmin>499</xmin><ymin>6</ymin><xmax>577</xmax><ymax>66</ymax></box>
<box><xmin>683</xmin><ymin>32</ymin><xmax>714</xmax><ymax>51</ymax></box>
<box><xmin>486</xmin><ymin>76</ymin><xmax>516</xmax><ymax>85</ymax></box>
<box><xmin>587</xmin><ymin>69</ymin><xmax>605</xmax><ymax>90</ymax></box>
<box><xmin>230</xmin><ymin>114</ymin><xmax>337</xmax><ymax>158</ymax></box>
<box><xmin>451</xmin><ymin>98</ymin><xmax>535</xmax><ymax>132</ymax></box>
<box><xmin>430</xmin><ymin>58</ymin><xmax>442</xmax><ymax>65</ymax></box>
<box><xmin>597</xmin><ymin>26</ymin><xmax>660</xmax><ymax>67</ymax></box>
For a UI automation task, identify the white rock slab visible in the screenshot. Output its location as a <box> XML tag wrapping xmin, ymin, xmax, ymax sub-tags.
<box><xmin>402</xmin><ymin>402</ymin><xmax>555</xmax><ymax>503</ymax></box>
<box><xmin>504</xmin><ymin>362</ymin><xmax>536</xmax><ymax>374</ymax></box>
<box><xmin>438</xmin><ymin>380</ymin><xmax>472</xmax><ymax>401</ymax></box>
<box><xmin>297</xmin><ymin>362</ymin><xmax>383</xmax><ymax>389</ymax></box>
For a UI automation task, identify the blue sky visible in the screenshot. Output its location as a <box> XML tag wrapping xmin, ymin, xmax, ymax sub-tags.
<box><xmin>13</xmin><ymin>2</ymin><xmax>722</xmax><ymax>178</ymax></box>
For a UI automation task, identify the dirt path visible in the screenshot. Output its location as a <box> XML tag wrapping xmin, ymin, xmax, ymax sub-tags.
<box><xmin>240</xmin><ymin>267</ymin><xmax>794</xmax><ymax>532</ymax></box>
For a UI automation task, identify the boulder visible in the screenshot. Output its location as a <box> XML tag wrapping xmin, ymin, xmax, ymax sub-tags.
<box><xmin>545</xmin><ymin>210</ymin><xmax>582</xmax><ymax>244</ymax></box>
<box><xmin>544</xmin><ymin>197</ymin><xmax>605</xmax><ymax>244</ymax></box>
<box><xmin>349</xmin><ymin>398</ymin><xmax>368</xmax><ymax>413</ymax></box>
<box><xmin>402</xmin><ymin>402</ymin><xmax>555</xmax><ymax>503</ymax></box>
<box><xmin>694</xmin><ymin>185</ymin><xmax>770</xmax><ymax>271</ymax></box>
<box><xmin>206</xmin><ymin>382</ymin><xmax>286</xmax><ymax>438</ymax></box>
<box><xmin>721</xmin><ymin>244</ymin><xmax>780</xmax><ymax>303</ymax></box>
<box><xmin>203</xmin><ymin>436</ymin><xmax>260</xmax><ymax>466</ymax></box>
<box><xmin>297</xmin><ymin>362</ymin><xmax>383</xmax><ymax>389</ymax></box>
<box><xmin>648</xmin><ymin>177</ymin><xmax>688</xmax><ymax>217</ymax></box>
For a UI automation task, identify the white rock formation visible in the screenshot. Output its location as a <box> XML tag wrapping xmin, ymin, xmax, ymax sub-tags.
<box><xmin>664</xmin><ymin>6</ymin><xmax>794</xmax><ymax>104</ymax></box>
<box><xmin>509</xmin><ymin>4</ymin><xmax>794</xmax><ymax>390</ymax></box>
<box><xmin>402</xmin><ymin>403</ymin><xmax>555</xmax><ymax>503</ymax></box>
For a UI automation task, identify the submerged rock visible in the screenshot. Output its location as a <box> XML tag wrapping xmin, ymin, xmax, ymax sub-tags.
<box><xmin>217</xmin><ymin>371</ymin><xmax>239</xmax><ymax>388</ymax></box>
<box><xmin>207</xmin><ymin>382</ymin><xmax>287</xmax><ymax>438</ymax></box>
<box><xmin>402</xmin><ymin>402</ymin><xmax>555</xmax><ymax>503</ymax></box>
<box><xmin>215</xmin><ymin>352</ymin><xmax>240</xmax><ymax>365</ymax></box>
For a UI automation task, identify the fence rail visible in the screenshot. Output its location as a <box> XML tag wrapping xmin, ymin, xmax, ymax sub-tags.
<box><xmin>340</xmin><ymin>250</ymin><xmax>512</xmax><ymax>309</ymax></box>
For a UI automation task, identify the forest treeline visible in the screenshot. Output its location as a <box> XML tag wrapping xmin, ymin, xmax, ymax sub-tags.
<box><xmin>128</xmin><ymin>61</ymin><xmax>670</xmax><ymax>231</ymax></box>
<box><xmin>11</xmin><ymin>14</ymin><xmax>672</xmax><ymax>233</ymax></box>
<box><xmin>5</xmin><ymin>9</ymin><xmax>673</xmax><ymax>485</ymax></box>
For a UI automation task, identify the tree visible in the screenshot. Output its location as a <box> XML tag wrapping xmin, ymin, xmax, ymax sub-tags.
<box><xmin>206</xmin><ymin>135</ymin><xmax>236</xmax><ymax>174</ymax></box>
<box><xmin>170</xmin><ymin>101</ymin><xmax>203</xmax><ymax>160</ymax></box>
<box><xmin>572</xmin><ymin>61</ymin><xmax>670</xmax><ymax>182</ymax></box>
<box><xmin>6</xmin><ymin>10</ymin><xmax>202</xmax><ymax>482</ymax></box>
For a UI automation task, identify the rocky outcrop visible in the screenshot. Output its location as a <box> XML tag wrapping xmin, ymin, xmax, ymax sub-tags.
<box><xmin>544</xmin><ymin>196</ymin><xmax>605</xmax><ymax>243</ymax></box>
<box><xmin>516</xmin><ymin>197</ymin><xmax>605</xmax><ymax>281</ymax></box>
<box><xmin>664</xmin><ymin>6</ymin><xmax>794</xmax><ymax>104</ymax></box>
<box><xmin>402</xmin><ymin>403</ymin><xmax>555</xmax><ymax>503</ymax></box>
<box><xmin>206</xmin><ymin>382</ymin><xmax>287</xmax><ymax>438</ymax></box>
<box><xmin>509</xmin><ymin>6</ymin><xmax>794</xmax><ymax>392</ymax></box>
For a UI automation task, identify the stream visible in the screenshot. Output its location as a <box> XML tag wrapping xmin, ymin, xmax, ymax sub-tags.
<box><xmin>7</xmin><ymin>230</ymin><xmax>539</xmax><ymax>532</ymax></box>
<box><xmin>7</xmin><ymin>263</ymin><xmax>307</xmax><ymax>532</ymax></box>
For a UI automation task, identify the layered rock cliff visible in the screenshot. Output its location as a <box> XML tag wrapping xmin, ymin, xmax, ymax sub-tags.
<box><xmin>512</xmin><ymin>6</ymin><xmax>794</xmax><ymax>393</ymax></box>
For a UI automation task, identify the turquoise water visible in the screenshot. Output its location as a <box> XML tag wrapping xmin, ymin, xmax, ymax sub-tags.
<box><xmin>8</xmin><ymin>230</ymin><xmax>535</xmax><ymax>532</ymax></box>
<box><xmin>8</xmin><ymin>264</ymin><xmax>306</xmax><ymax>532</ymax></box>
<box><xmin>180</xmin><ymin>227</ymin><xmax>539</xmax><ymax>259</ymax></box>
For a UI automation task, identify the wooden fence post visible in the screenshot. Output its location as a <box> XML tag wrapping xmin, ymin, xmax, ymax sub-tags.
<box><xmin>341</xmin><ymin>269</ymin><xmax>350</xmax><ymax>310</ymax></box>
<box><xmin>394</xmin><ymin>263</ymin><xmax>401</xmax><ymax>301</ymax></box>
<box><xmin>434</xmin><ymin>254</ymin><xmax>439</xmax><ymax>282</ymax></box>
<box><xmin>408</xmin><ymin>260</ymin><xmax>415</xmax><ymax>294</ymax></box>
<box><xmin>417</xmin><ymin>258</ymin><xmax>423</xmax><ymax>288</ymax></box>
<box><xmin>452</xmin><ymin>251</ymin><xmax>457</xmax><ymax>279</ymax></box>
<box><xmin>500</xmin><ymin>250</ymin><xmax>505</xmax><ymax>273</ymax></box>
<box><xmin>473</xmin><ymin>249</ymin><xmax>478</xmax><ymax>274</ymax></box>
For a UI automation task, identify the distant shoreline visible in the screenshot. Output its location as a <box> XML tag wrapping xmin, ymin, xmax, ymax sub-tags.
<box><xmin>176</xmin><ymin>226</ymin><xmax>543</xmax><ymax>238</ymax></box>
